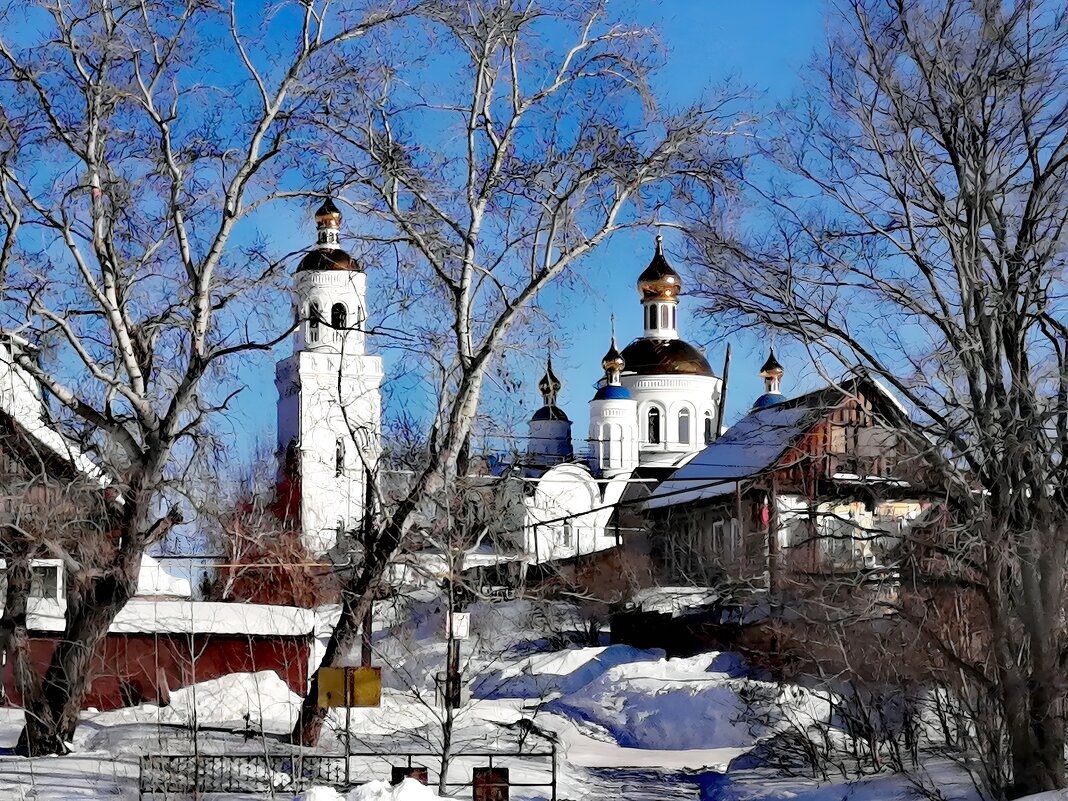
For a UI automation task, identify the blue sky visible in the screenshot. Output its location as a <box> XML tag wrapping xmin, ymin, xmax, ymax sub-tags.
<box><xmin>224</xmin><ymin>0</ymin><xmax>829</xmax><ymax>466</ymax></box>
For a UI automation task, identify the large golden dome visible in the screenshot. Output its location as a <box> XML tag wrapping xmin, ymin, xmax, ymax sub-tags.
<box><xmin>619</xmin><ymin>338</ymin><xmax>714</xmax><ymax>377</ymax></box>
<box><xmin>636</xmin><ymin>235</ymin><xmax>682</xmax><ymax>301</ymax></box>
<box><xmin>297</xmin><ymin>248</ymin><xmax>360</xmax><ymax>272</ymax></box>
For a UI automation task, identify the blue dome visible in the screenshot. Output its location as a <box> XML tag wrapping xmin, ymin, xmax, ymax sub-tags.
<box><xmin>593</xmin><ymin>385</ymin><xmax>632</xmax><ymax>401</ymax></box>
<box><xmin>752</xmin><ymin>392</ymin><xmax>783</xmax><ymax>410</ymax></box>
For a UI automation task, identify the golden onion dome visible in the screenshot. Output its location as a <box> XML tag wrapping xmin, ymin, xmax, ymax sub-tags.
<box><xmin>760</xmin><ymin>347</ymin><xmax>784</xmax><ymax>378</ymax></box>
<box><xmin>298</xmin><ymin>196</ymin><xmax>362</xmax><ymax>272</ymax></box>
<box><xmin>602</xmin><ymin>339</ymin><xmax>625</xmax><ymax>374</ymax></box>
<box><xmin>538</xmin><ymin>355</ymin><xmax>562</xmax><ymax>399</ymax></box>
<box><xmin>314</xmin><ymin>197</ymin><xmax>342</xmax><ymax>228</ymax></box>
<box><xmin>636</xmin><ymin>235</ymin><xmax>682</xmax><ymax>301</ymax></box>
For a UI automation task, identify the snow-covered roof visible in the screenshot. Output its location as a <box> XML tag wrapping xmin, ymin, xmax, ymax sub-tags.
<box><xmin>0</xmin><ymin>339</ymin><xmax>104</xmax><ymax>483</ymax></box>
<box><xmin>28</xmin><ymin>599</ymin><xmax>315</xmax><ymax>636</ymax></box>
<box><xmin>645</xmin><ymin>404</ymin><xmax>814</xmax><ymax>510</ymax></box>
<box><xmin>136</xmin><ymin>554</ymin><xmax>193</xmax><ymax>598</ymax></box>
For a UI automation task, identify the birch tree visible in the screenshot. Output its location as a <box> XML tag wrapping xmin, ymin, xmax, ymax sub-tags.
<box><xmin>292</xmin><ymin>0</ymin><xmax>743</xmax><ymax>743</ymax></box>
<box><xmin>0</xmin><ymin>0</ymin><xmax>411</xmax><ymax>754</ymax></box>
<box><xmin>691</xmin><ymin>1</ymin><xmax>1068</xmax><ymax>796</ymax></box>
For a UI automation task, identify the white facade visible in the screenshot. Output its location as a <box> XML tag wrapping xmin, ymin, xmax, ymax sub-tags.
<box><xmin>275</xmin><ymin>201</ymin><xmax>383</xmax><ymax>554</ymax></box>
<box><xmin>624</xmin><ymin>373</ymin><xmax>721</xmax><ymax>467</ymax></box>
<box><xmin>522</xmin><ymin>464</ymin><xmax>631</xmax><ymax>563</ymax></box>
<box><xmin>588</xmin><ymin>395</ymin><xmax>640</xmax><ymax>476</ymax></box>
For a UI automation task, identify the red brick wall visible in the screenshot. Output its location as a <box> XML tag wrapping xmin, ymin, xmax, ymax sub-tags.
<box><xmin>4</xmin><ymin>633</ymin><xmax>310</xmax><ymax>710</ymax></box>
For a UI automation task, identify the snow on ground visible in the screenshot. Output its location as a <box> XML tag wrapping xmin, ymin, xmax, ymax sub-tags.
<box><xmin>473</xmin><ymin>644</ymin><xmax>663</xmax><ymax>700</ymax></box>
<box><xmin>0</xmin><ymin>597</ymin><xmax>989</xmax><ymax>801</ymax></box>
<box><xmin>297</xmin><ymin>779</ymin><xmax>445</xmax><ymax>801</ymax></box>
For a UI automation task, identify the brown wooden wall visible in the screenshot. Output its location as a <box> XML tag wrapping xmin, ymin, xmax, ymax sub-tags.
<box><xmin>3</xmin><ymin>632</ymin><xmax>310</xmax><ymax>711</ymax></box>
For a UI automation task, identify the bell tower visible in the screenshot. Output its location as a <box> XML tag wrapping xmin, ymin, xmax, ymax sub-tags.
<box><xmin>275</xmin><ymin>198</ymin><xmax>384</xmax><ymax>554</ymax></box>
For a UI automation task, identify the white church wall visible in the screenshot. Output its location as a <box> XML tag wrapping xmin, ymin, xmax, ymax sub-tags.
<box><xmin>522</xmin><ymin>463</ymin><xmax>619</xmax><ymax>564</ymax></box>
<box><xmin>627</xmin><ymin>373</ymin><xmax>720</xmax><ymax>466</ymax></box>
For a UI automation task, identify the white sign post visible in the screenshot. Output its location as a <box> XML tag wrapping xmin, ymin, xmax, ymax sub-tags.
<box><xmin>445</xmin><ymin>611</ymin><xmax>470</xmax><ymax>640</ymax></box>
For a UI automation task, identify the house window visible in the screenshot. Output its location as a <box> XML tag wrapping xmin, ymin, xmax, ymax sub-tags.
<box><xmin>30</xmin><ymin>565</ymin><xmax>59</xmax><ymax>600</ymax></box>
<box><xmin>331</xmin><ymin>303</ymin><xmax>347</xmax><ymax>331</ymax></box>
<box><xmin>647</xmin><ymin>408</ymin><xmax>661</xmax><ymax>444</ymax></box>
<box><xmin>335</xmin><ymin>437</ymin><xmax>345</xmax><ymax>477</ymax></box>
<box><xmin>678</xmin><ymin>409</ymin><xmax>691</xmax><ymax>444</ymax></box>
<box><xmin>309</xmin><ymin>303</ymin><xmax>321</xmax><ymax>343</ymax></box>
<box><xmin>562</xmin><ymin>521</ymin><xmax>573</xmax><ymax>547</ymax></box>
<box><xmin>704</xmin><ymin>412</ymin><xmax>714</xmax><ymax>444</ymax></box>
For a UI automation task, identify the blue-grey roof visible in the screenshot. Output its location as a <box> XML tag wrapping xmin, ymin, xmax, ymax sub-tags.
<box><xmin>645</xmin><ymin>404</ymin><xmax>814</xmax><ymax>510</ymax></box>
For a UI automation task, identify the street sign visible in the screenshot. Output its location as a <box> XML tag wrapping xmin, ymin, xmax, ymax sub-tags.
<box><xmin>446</xmin><ymin>611</ymin><xmax>471</xmax><ymax>640</ymax></box>
<box><xmin>317</xmin><ymin>666</ymin><xmax>382</xmax><ymax>708</ymax></box>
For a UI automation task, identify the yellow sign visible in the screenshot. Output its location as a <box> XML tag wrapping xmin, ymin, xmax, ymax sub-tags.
<box><xmin>317</xmin><ymin>666</ymin><xmax>382</xmax><ymax>708</ymax></box>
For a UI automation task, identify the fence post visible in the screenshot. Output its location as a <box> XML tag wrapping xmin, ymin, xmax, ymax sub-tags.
<box><xmin>551</xmin><ymin>743</ymin><xmax>557</xmax><ymax>801</ymax></box>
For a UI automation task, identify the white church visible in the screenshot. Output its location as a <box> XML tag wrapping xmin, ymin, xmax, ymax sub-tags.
<box><xmin>519</xmin><ymin>236</ymin><xmax>724</xmax><ymax>564</ymax></box>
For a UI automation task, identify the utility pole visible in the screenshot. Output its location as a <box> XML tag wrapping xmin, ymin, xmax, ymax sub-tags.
<box><xmin>716</xmin><ymin>343</ymin><xmax>731</xmax><ymax>439</ymax></box>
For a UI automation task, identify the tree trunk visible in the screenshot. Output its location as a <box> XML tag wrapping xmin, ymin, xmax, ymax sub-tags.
<box><xmin>1</xmin><ymin>555</ymin><xmax>42</xmax><ymax>716</ymax></box>
<box><xmin>293</xmin><ymin>539</ymin><xmax>393</xmax><ymax>745</ymax></box>
<box><xmin>17</xmin><ymin>555</ymin><xmax>138</xmax><ymax>755</ymax></box>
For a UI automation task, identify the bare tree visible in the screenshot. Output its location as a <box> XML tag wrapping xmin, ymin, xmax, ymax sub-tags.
<box><xmin>690</xmin><ymin>0</ymin><xmax>1068</xmax><ymax>796</ymax></box>
<box><xmin>291</xmin><ymin>0</ymin><xmax>743</xmax><ymax>743</ymax></box>
<box><xmin>0</xmin><ymin>0</ymin><xmax>414</xmax><ymax>754</ymax></box>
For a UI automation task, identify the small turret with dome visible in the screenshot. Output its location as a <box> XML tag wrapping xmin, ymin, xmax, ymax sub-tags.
<box><xmin>526</xmin><ymin>354</ymin><xmax>573</xmax><ymax>470</ymax></box>
<box><xmin>298</xmin><ymin>198</ymin><xmax>362</xmax><ymax>273</ymax></box>
<box><xmin>589</xmin><ymin>318</ymin><xmax>639</xmax><ymax>475</ymax></box>
<box><xmin>594</xmin><ymin>317</ymin><xmax>631</xmax><ymax>401</ymax></box>
<box><xmin>752</xmin><ymin>347</ymin><xmax>786</xmax><ymax>410</ymax></box>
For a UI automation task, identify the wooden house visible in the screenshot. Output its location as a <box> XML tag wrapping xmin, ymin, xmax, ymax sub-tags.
<box><xmin>644</xmin><ymin>374</ymin><xmax>941</xmax><ymax>596</ymax></box>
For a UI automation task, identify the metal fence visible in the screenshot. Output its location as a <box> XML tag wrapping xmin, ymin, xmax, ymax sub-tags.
<box><xmin>139</xmin><ymin>746</ymin><xmax>557</xmax><ymax>799</ymax></box>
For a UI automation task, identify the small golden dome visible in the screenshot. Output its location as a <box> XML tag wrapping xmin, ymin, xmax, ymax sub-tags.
<box><xmin>314</xmin><ymin>197</ymin><xmax>342</xmax><ymax>228</ymax></box>
<box><xmin>602</xmin><ymin>340</ymin><xmax>625</xmax><ymax>374</ymax></box>
<box><xmin>636</xmin><ymin>235</ymin><xmax>682</xmax><ymax>301</ymax></box>
<box><xmin>760</xmin><ymin>347</ymin><xmax>784</xmax><ymax>378</ymax></box>
<box><xmin>538</xmin><ymin>355</ymin><xmax>562</xmax><ymax>400</ymax></box>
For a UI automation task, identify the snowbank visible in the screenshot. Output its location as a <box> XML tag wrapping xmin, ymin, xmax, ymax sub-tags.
<box><xmin>546</xmin><ymin>653</ymin><xmax>829</xmax><ymax>751</ymax></box>
<box><xmin>294</xmin><ymin>778</ymin><xmax>444</xmax><ymax>801</ymax></box>
<box><xmin>158</xmin><ymin>670</ymin><xmax>301</xmax><ymax>731</ymax></box>
<box><xmin>473</xmin><ymin>644</ymin><xmax>664</xmax><ymax>699</ymax></box>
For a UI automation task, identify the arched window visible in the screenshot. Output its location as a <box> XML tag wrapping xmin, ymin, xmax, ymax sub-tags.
<box><xmin>660</xmin><ymin>305</ymin><xmax>669</xmax><ymax>329</ymax></box>
<box><xmin>647</xmin><ymin>407</ymin><xmax>661</xmax><ymax>444</ymax></box>
<box><xmin>678</xmin><ymin>408</ymin><xmax>691</xmax><ymax>444</ymax></box>
<box><xmin>331</xmin><ymin>303</ymin><xmax>347</xmax><ymax>331</ymax></box>
<box><xmin>704</xmin><ymin>411</ymin><xmax>714</xmax><ymax>444</ymax></box>
<box><xmin>562</xmin><ymin>521</ymin><xmax>573</xmax><ymax>547</ymax></box>
<box><xmin>309</xmin><ymin>303</ymin><xmax>321</xmax><ymax>343</ymax></box>
<box><xmin>647</xmin><ymin>306</ymin><xmax>656</xmax><ymax>330</ymax></box>
<box><xmin>335</xmin><ymin>437</ymin><xmax>345</xmax><ymax>477</ymax></box>
<box><xmin>671</xmin><ymin>306</ymin><xmax>677</xmax><ymax>329</ymax></box>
